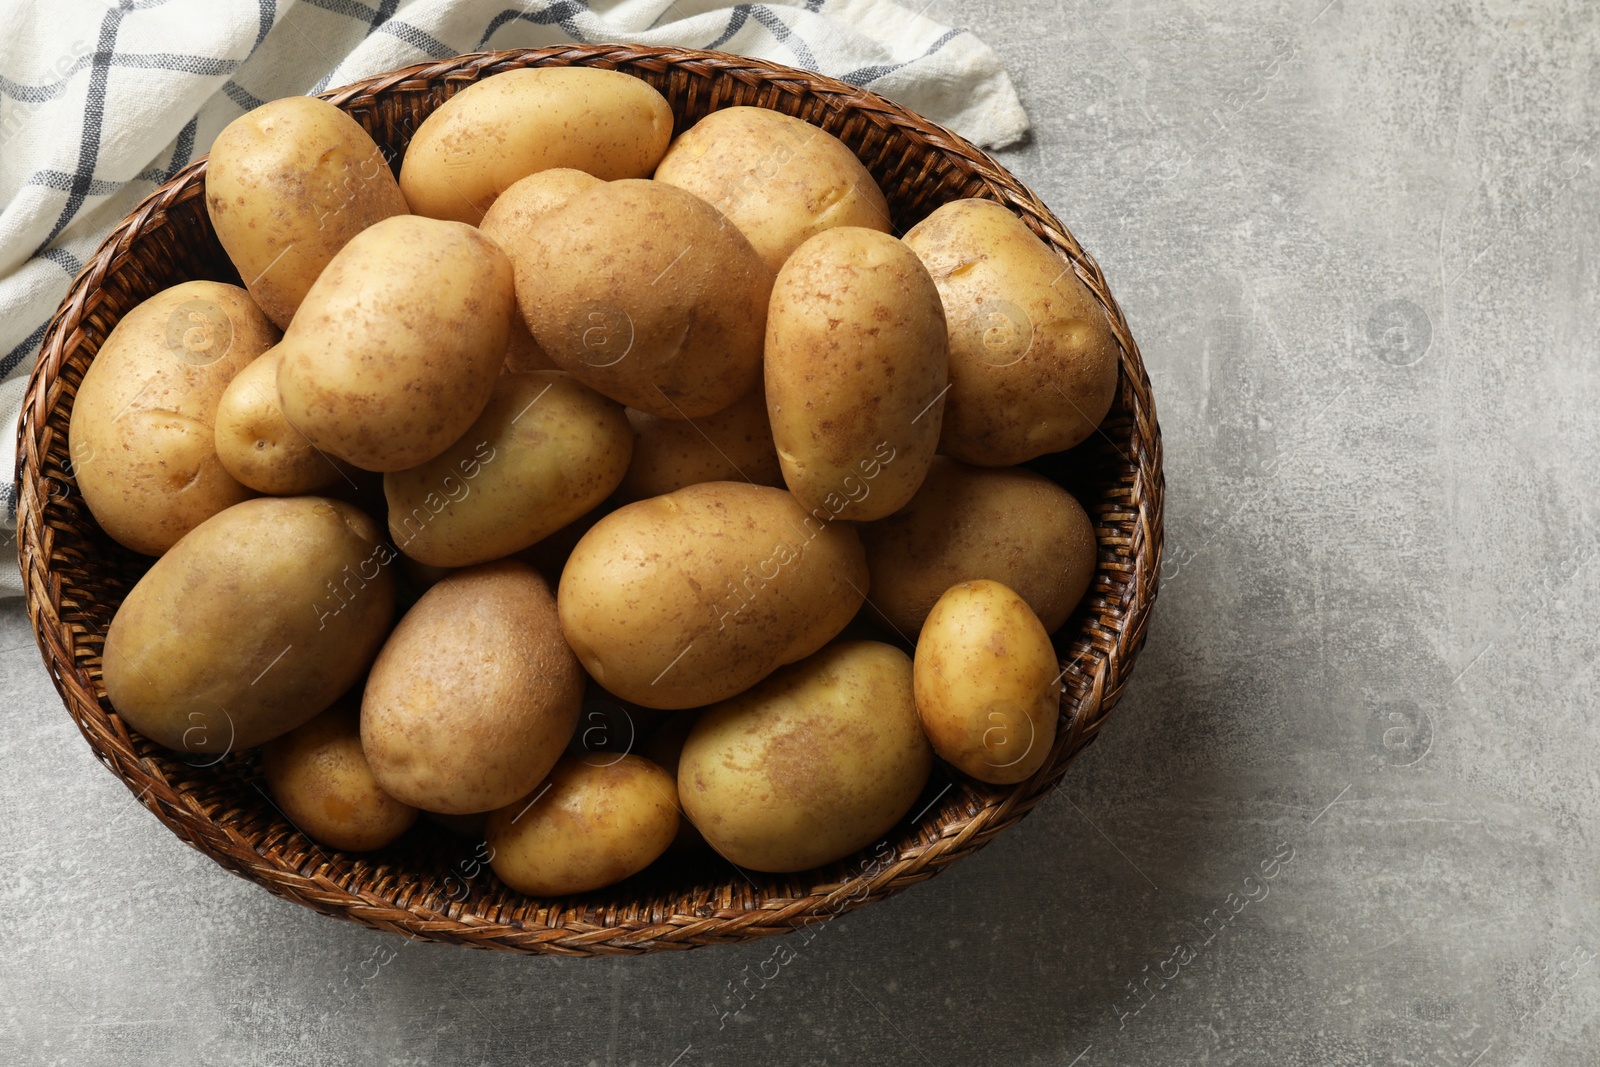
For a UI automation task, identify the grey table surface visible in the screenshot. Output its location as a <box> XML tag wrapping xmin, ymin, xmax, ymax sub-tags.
<box><xmin>6</xmin><ymin>2</ymin><xmax>1600</xmax><ymax>1064</ymax></box>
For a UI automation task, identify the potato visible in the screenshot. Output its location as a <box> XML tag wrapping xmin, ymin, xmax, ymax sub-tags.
<box><xmin>276</xmin><ymin>215</ymin><xmax>514</xmax><ymax>471</ymax></box>
<box><xmin>213</xmin><ymin>346</ymin><xmax>352</xmax><ymax>495</ymax></box>
<box><xmin>615</xmin><ymin>387</ymin><xmax>782</xmax><ymax>502</ymax></box>
<box><xmin>486</xmin><ymin>754</ymin><xmax>679</xmax><ymax>895</ymax></box>
<box><xmin>67</xmin><ymin>281</ymin><xmax>274</xmax><ymax>556</ymax></box>
<box><xmin>558</xmin><ymin>481</ymin><xmax>867</xmax><ymax>710</ymax></box>
<box><xmin>861</xmin><ymin>457</ymin><xmax>1096</xmax><ymax>637</ymax></box>
<box><xmin>903</xmin><ymin>199</ymin><xmax>1120</xmax><ymax>466</ymax></box>
<box><xmin>653</xmin><ymin>106</ymin><xmax>890</xmax><ymax>273</ymax></box>
<box><xmin>102</xmin><ymin>497</ymin><xmax>396</xmax><ymax>753</ymax></box>
<box><xmin>399</xmin><ymin>68</ymin><xmax>672</xmax><ymax>225</ymax></box>
<box><xmin>384</xmin><ymin>371</ymin><xmax>631</xmax><ymax>567</ymax></box>
<box><xmin>509</xmin><ymin>179</ymin><xmax>771</xmax><ymax>419</ymax></box>
<box><xmin>679</xmin><ymin>641</ymin><xmax>931</xmax><ymax>872</ymax></box>
<box><xmin>765</xmin><ymin>228</ymin><xmax>947</xmax><ymax>521</ymax></box>
<box><xmin>913</xmin><ymin>580</ymin><xmax>1062</xmax><ymax>784</ymax></box>
<box><xmin>205</xmin><ymin>95</ymin><xmax>407</xmax><ymax>328</ymax></box>
<box><xmin>362</xmin><ymin>560</ymin><xmax>583</xmax><ymax>814</ymax></box>
<box><xmin>262</xmin><ymin>699</ymin><xmax>417</xmax><ymax>851</ymax></box>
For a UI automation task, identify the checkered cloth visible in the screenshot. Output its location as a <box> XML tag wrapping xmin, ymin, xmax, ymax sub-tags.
<box><xmin>0</xmin><ymin>0</ymin><xmax>1029</xmax><ymax>595</ymax></box>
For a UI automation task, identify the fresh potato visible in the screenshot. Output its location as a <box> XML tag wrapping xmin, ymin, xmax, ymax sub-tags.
<box><xmin>765</xmin><ymin>228</ymin><xmax>947</xmax><ymax>521</ymax></box>
<box><xmin>653</xmin><ymin>106</ymin><xmax>890</xmax><ymax>273</ymax></box>
<box><xmin>486</xmin><ymin>754</ymin><xmax>679</xmax><ymax>895</ymax></box>
<box><xmin>276</xmin><ymin>214</ymin><xmax>513</xmax><ymax>471</ymax></box>
<box><xmin>903</xmin><ymin>199</ymin><xmax>1120</xmax><ymax>466</ymax></box>
<box><xmin>384</xmin><ymin>371</ymin><xmax>631</xmax><ymax>567</ymax></box>
<box><xmin>206</xmin><ymin>95</ymin><xmax>407</xmax><ymax>328</ymax></box>
<box><xmin>68</xmin><ymin>281</ymin><xmax>276</xmax><ymax>555</ymax></box>
<box><xmin>213</xmin><ymin>346</ymin><xmax>352</xmax><ymax>495</ymax></box>
<box><xmin>615</xmin><ymin>387</ymin><xmax>782</xmax><ymax>502</ymax></box>
<box><xmin>914</xmin><ymin>580</ymin><xmax>1062</xmax><ymax>784</ymax></box>
<box><xmin>679</xmin><ymin>641</ymin><xmax>931</xmax><ymax>872</ymax></box>
<box><xmin>262</xmin><ymin>699</ymin><xmax>417</xmax><ymax>851</ymax></box>
<box><xmin>509</xmin><ymin>179</ymin><xmax>771</xmax><ymax>419</ymax></box>
<box><xmin>861</xmin><ymin>457</ymin><xmax>1096</xmax><ymax>637</ymax></box>
<box><xmin>102</xmin><ymin>497</ymin><xmax>396</xmax><ymax>753</ymax></box>
<box><xmin>362</xmin><ymin>560</ymin><xmax>583</xmax><ymax>814</ymax></box>
<box><xmin>558</xmin><ymin>481</ymin><xmax>867</xmax><ymax>710</ymax></box>
<box><xmin>399</xmin><ymin>68</ymin><xmax>672</xmax><ymax>225</ymax></box>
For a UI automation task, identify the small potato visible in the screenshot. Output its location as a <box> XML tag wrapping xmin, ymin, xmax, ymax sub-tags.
<box><xmin>263</xmin><ymin>700</ymin><xmax>417</xmax><ymax>851</ymax></box>
<box><xmin>861</xmin><ymin>457</ymin><xmax>1096</xmax><ymax>636</ymax></box>
<box><xmin>213</xmin><ymin>346</ymin><xmax>352</xmax><ymax>495</ymax></box>
<box><xmin>558</xmin><ymin>481</ymin><xmax>868</xmax><ymax>710</ymax></box>
<box><xmin>486</xmin><ymin>755</ymin><xmax>679</xmax><ymax>896</ymax></box>
<box><xmin>903</xmin><ymin>199</ymin><xmax>1120</xmax><ymax>466</ymax></box>
<box><xmin>68</xmin><ymin>280</ymin><xmax>276</xmax><ymax>555</ymax></box>
<box><xmin>276</xmin><ymin>215</ymin><xmax>514</xmax><ymax>471</ymax></box>
<box><xmin>913</xmin><ymin>580</ymin><xmax>1062</xmax><ymax>784</ymax></box>
<box><xmin>362</xmin><ymin>560</ymin><xmax>584</xmax><ymax>814</ymax></box>
<box><xmin>384</xmin><ymin>371</ymin><xmax>631</xmax><ymax>567</ymax></box>
<box><xmin>765</xmin><ymin>228</ymin><xmax>947</xmax><ymax>521</ymax></box>
<box><xmin>615</xmin><ymin>388</ymin><xmax>783</xmax><ymax>502</ymax></box>
<box><xmin>399</xmin><ymin>68</ymin><xmax>672</xmax><ymax>225</ymax></box>
<box><xmin>679</xmin><ymin>641</ymin><xmax>932</xmax><ymax>872</ymax></box>
<box><xmin>102</xmin><ymin>497</ymin><xmax>396</xmax><ymax>753</ymax></box>
<box><xmin>206</xmin><ymin>95</ymin><xmax>407</xmax><ymax>328</ymax></box>
<box><xmin>510</xmin><ymin>179</ymin><xmax>772</xmax><ymax>419</ymax></box>
<box><xmin>653</xmin><ymin>106</ymin><xmax>890</xmax><ymax>273</ymax></box>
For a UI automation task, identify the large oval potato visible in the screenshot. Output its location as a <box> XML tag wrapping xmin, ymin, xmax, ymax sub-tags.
<box><xmin>102</xmin><ymin>497</ymin><xmax>396</xmax><ymax>753</ymax></box>
<box><xmin>615</xmin><ymin>387</ymin><xmax>782</xmax><ymax>503</ymax></box>
<box><xmin>276</xmin><ymin>215</ymin><xmax>514</xmax><ymax>471</ymax></box>
<box><xmin>206</xmin><ymin>95</ymin><xmax>407</xmax><ymax>328</ymax></box>
<box><xmin>362</xmin><ymin>560</ymin><xmax>584</xmax><ymax>814</ymax></box>
<box><xmin>903</xmin><ymin>199</ymin><xmax>1120</xmax><ymax>466</ymax></box>
<box><xmin>399</xmin><ymin>68</ymin><xmax>672</xmax><ymax>225</ymax></box>
<box><xmin>558</xmin><ymin>481</ymin><xmax>867</xmax><ymax>710</ymax></box>
<box><xmin>913</xmin><ymin>580</ymin><xmax>1062</xmax><ymax>784</ymax></box>
<box><xmin>679</xmin><ymin>641</ymin><xmax>932</xmax><ymax>872</ymax></box>
<box><xmin>384</xmin><ymin>371</ymin><xmax>631</xmax><ymax>567</ymax></box>
<box><xmin>766</xmin><ymin>228</ymin><xmax>947</xmax><ymax>521</ymax></box>
<box><xmin>510</xmin><ymin>179</ymin><xmax>772</xmax><ymax>419</ymax></box>
<box><xmin>485</xmin><ymin>754</ymin><xmax>679</xmax><ymax>895</ymax></box>
<box><xmin>653</xmin><ymin>106</ymin><xmax>890</xmax><ymax>274</ymax></box>
<box><xmin>69</xmin><ymin>280</ymin><xmax>276</xmax><ymax>556</ymax></box>
<box><xmin>861</xmin><ymin>457</ymin><xmax>1096</xmax><ymax>636</ymax></box>
<box><xmin>213</xmin><ymin>346</ymin><xmax>352</xmax><ymax>495</ymax></box>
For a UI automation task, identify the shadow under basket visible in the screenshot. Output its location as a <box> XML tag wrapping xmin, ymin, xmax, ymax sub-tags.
<box><xmin>16</xmin><ymin>45</ymin><xmax>1164</xmax><ymax>955</ymax></box>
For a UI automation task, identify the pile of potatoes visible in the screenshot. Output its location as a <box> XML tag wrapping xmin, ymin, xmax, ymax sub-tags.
<box><xmin>71</xmin><ymin>67</ymin><xmax>1119</xmax><ymax>895</ymax></box>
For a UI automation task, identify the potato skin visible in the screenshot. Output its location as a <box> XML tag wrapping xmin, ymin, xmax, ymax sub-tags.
<box><xmin>510</xmin><ymin>179</ymin><xmax>772</xmax><ymax>419</ymax></box>
<box><xmin>486</xmin><ymin>754</ymin><xmax>678</xmax><ymax>895</ymax></box>
<box><xmin>276</xmin><ymin>215</ymin><xmax>514</xmax><ymax>471</ymax></box>
<box><xmin>615</xmin><ymin>388</ymin><xmax>783</xmax><ymax>503</ymax></box>
<box><xmin>765</xmin><ymin>228</ymin><xmax>948</xmax><ymax>521</ymax></box>
<box><xmin>913</xmin><ymin>580</ymin><xmax>1062</xmax><ymax>784</ymax></box>
<box><xmin>69</xmin><ymin>281</ymin><xmax>276</xmax><ymax>556</ymax></box>
<box><xmin>213</xmin><ymin>346</ymin><xmax>351</xmax><ymax>495</ymax></box>
<box><xmin>102</xmin><ymin>497</ymin><xmax>396</xmax><ymax>753</ymax></box>
<box><xmin>262</xmin><ymin>700</ymin><xmax>418</xmax><ymax>851</ymax></box>
<box><xmin>679</xmin><ymin>641</ymin><xmax>932</xmax><ymax>873</ymax></box>
<box><xmin>903</xmin><ymin>199</ymin><xmax>1120</xmax><ymax>466</ymax></box>
<box><xmin>205</xmin><ymin>96</ymin><xmax>407</xmax><ymax>328</ymax></box>
<box><xmin>861</xmin><ymin>457</ymin><xmax>1096</xmax><ymax>636</ymax></box>
<box><xmin>653</xmin><ymin>106</ymin><xmax>890</xmax><ymax>274</ymax></box>
<box><xmin>362</xmin><ymin>560</ymin><xmax>584</xmax><ymax>815</ymax></box>
<box><xmin>384</xmin><ymin>371</ymin><xmax>631</xmax><ymax>567</ymax></box>
<box><xmin>399</xmin><ymin>68</ymin><xmax>672</xmax><ymax>225</ymax></box>
<box><xmin>557</xmin><ymin>481</ymin><xmax>867</xmax><ymax>710</ymax></box>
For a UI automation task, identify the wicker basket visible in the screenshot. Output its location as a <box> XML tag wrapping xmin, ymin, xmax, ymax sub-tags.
<box><xmin>16</xmin><ymin>45</ymin><xmax>1163</xmax><ymax>955</ymax></box>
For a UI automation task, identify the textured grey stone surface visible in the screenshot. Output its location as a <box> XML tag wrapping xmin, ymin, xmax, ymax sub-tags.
<box><xmin>5</xmin><ymin>2</ymin><xmax>1600</xmax><ymax>1064</ymax></box>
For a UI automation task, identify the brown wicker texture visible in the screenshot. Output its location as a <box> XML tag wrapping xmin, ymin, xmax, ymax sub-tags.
<box><xmin>16</xmin><ymin>45</ymin><xmax>1163</xmax><ymax>955</ymax></box>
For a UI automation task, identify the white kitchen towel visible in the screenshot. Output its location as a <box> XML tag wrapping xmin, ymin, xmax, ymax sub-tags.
<box><xmin>0</xmin><ymin>0</ymin><xmax>1029</xmax><ymax>596</ymax></box>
